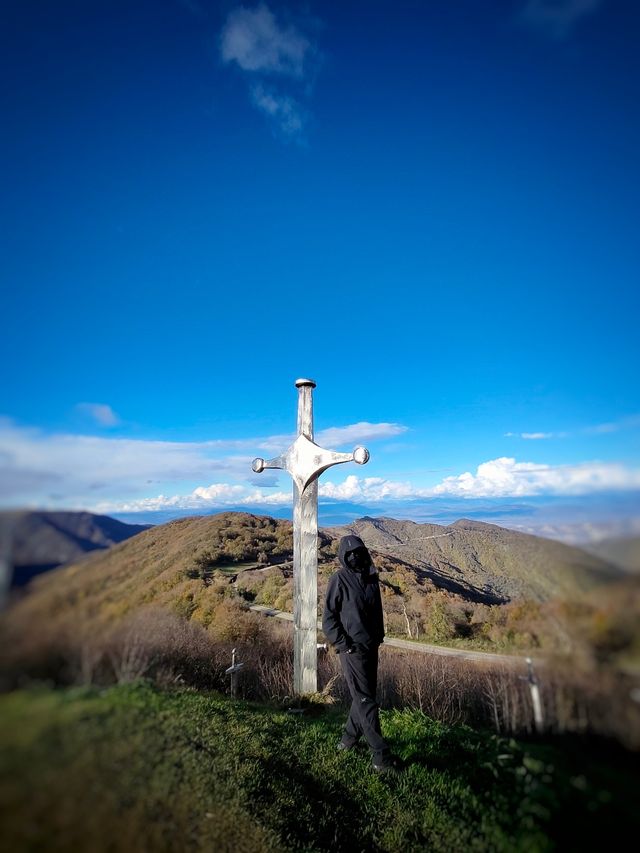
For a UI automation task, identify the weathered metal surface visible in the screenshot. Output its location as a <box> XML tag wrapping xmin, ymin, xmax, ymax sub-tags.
<box><xmin>293</xmin><ymin>478</ymin><xmax>318</xmax><ymax>693</ymax></box>
<box><xmin>252</xmin><ymin>379</ymin><xmax>369</xmax><ymax>695</ymax></box>
<box><xmin>252</xmin><ymin>434</ymin><xmax>368</xmax><ymax>493</ymax></box>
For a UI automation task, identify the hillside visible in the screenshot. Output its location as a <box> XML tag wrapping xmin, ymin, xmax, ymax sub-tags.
<box><xmin>586</xmin><ymin>536</ymin><xmax>640</xmax><ymax>573</ymax></box>
<box><xmin>0</xmin><ymin>514</ymin><xmax>299</xmax><ymax>644</ymax></box>
<box><xmin>1</xmin><ymin>683</ymin><xmax>637</xmax><ymax>852</ymax></box>
<box><xmin>1</xmin><ymin>511</ymin><xmax>618</xmax><ymax>630</ymax></box>
<box><xmin>0</xmin><ymin>510</ymin><xmax>150</xmax><ymax>586</ymax></box>
<box><xmin>1</xmin><ymin>512</ymin><xmax>631</xmax><ymax>670</ymax></box>
<box><xmin>332</xmin><ymin>517</ymin><xmax>621</xmax><ymax>602</ymax></box>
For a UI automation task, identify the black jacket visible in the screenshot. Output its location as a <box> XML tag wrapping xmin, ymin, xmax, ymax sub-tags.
<box><xmin>322</xmin><ymin>535</ymin><xmax>385</xmax><ymax>653</ymax></box>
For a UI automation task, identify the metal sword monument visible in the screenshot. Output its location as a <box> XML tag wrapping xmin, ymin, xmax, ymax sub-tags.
<box><xmin>252</xmin><ymin>378</ymin><xmax>370</xmax><ymax>695</ymax></box>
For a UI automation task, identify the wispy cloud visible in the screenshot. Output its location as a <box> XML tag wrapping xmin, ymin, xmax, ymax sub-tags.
<box><xmin>94</xmin><ymin>484</ymin><xmax>293</xmax><ymax>515</ymax></box>
<box><xmin>586</xmin><ymin>414</ymin><xmax>640</xmax><ymax>435</ymax></box>
<box><xmin>75</xmin><ymin>403</ymin><xmax>120</xmax><ymax>427</ymax></box>
<box><xmin>4</xmin><ymin>417</ymin><xmax>637</xmax><ymax>513</ymax></box>
<box><xmin>92</xmin><ymin>453</ymin><xmax>640</xmax><ymax>514</ymax></box>
<box><xmin>316</xmin><ymin>422</ymin><xmax>409</xmax><ymax>447</ymax></box>
<box><xmin>93</xmin><ymin>476</ymin><xmax>418</xmax><ymax>514</ymax></box>
<box><xmin>319</xmin><ymin>475</ymin><xmax>422</xmax><ymax>502</ymax></box>
<box><xmin>220</xmin><ymin>3</ymin><xmax>320</xmax><ymax>140</ymax></box>
<box><xmin>250</xmin><ymin>83</ymin><xmax>305</xmax><ymax>137</ymax></box>
<box><xmin>505</xmin><ymin>431</ymin><xmax>561</xmax><ymax>440</ymax></box>
<box><xmin>319</xmin><ymin>457</ymin><xmax>640</xmax><ymax>500</ymax></box>
<box><xmin>520</xmin><ymin>0</ymin><xmax>603</xmax><ymax>39</ymax></box>
<box><xmin>221</xmin><ymin>3</ymin><xmax>311</xmax><ymax>76</ymax></box>
<box><xmin>506</xmin><ymin>414</ymin><xmax>640</xmax><ymax>440</ymax></box>
<box><xmin>0</xmin><ymin>418</ymin><xmax>407</xmax><ymax>507</ymax></box>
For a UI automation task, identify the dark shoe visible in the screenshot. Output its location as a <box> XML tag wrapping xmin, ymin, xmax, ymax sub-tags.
<box><xmin>337</xmin><ymin>739</ymin><xmax>356</xmax><ymax>752</ymax></box>
<box><xmin>372</xmin><ymin>755</ymin><xmax>401</xmax><ymax>773</ymax></box>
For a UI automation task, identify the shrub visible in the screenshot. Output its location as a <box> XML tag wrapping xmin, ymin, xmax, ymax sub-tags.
<box><xmin>422</xmin><ymin>592</ymin><xmax>458</xmax><ymax>643</ymax></box>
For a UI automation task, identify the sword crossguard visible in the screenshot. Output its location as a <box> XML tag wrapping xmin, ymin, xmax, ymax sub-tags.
<box><xmin>252</xmin><ymin>439</ymin><xmax>369</xmax><ymax>492</ymax></box>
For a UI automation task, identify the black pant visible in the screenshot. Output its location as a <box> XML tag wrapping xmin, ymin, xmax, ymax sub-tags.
<box><xmin>339</xmin><ymin>646</ymin><xmax>389</xmax><ymax>761</ymax></box>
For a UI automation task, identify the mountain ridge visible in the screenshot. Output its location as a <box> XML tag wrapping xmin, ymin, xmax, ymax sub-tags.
<box><xmin>330</xmin><ymin>516</ymin><xmax>621</xmax><ymax>603</ymax></box>
<box><xmin>0</xmin><ymin>510</ymin><xmax>150</xmax><ymax>586</ymax></box>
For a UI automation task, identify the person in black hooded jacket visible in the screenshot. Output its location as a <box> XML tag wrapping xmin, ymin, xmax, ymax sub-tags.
<box><xmin>322</xmin><ymin>534</ymin><xmax>397</xmax><ymax>771</ymax></box>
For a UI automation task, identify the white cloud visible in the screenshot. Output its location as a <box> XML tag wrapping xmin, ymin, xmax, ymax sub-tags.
<box><xmin>319</xmin><ymin>475</ymin><xmax>421</xmax><ymax>502</ymax></box>
<box><xmin>316</xmin><ymin>422</ymin><xmax>409</xmax><ymax>447</ymax></box>
<box><xmin>520</xmin><ymin>0</ymin><xmax>602</xmax><ymax>38</ymax></box>
<box><xmin>250</xmin><ymin>83</ymin><xmax>304</xmax><ymax>137</ymax></box>
<box><xmin>507</xmin><ymin>415</ymin><xmax>640</xmax><ymax>441</ymax></box>
<box><xmin>586</xmin><ymin>415</ymin><xmax>640</xmax><ymax>435</ymax></box>
<box><xmin>76</xmin><ymin>403</ymin><xmax>120</xmax><ymax>427</ymax></box>
<box><xmin>0</xmin><ymin>418</ymin><xmax>406</xmax><ymax>507</ymax></box>
<box><xmin>0</xmin><ymin>419</ymin><xmax>251</xmax><ymax>505</ymax></box>
<box><xmin>93</xmin><ymin>484</ymin><xmax>292</xmax><ymax>514</ymax></box>
<box><xmin>92</xmin><ymin>474</ymin><xmax>419</xmax><ymax>514</ymax></box>
<box><xmin>511</xmin><ymin>518</ymin><xmax>640</xmax><ymax>545</ymax></box>
<box><xmin>202</xmin><ymin>421</ymin><xmax>407</xmax><ymax>453</ymax></box>
<box><xmin>221</xmin><ymin>3</ymin><xmax>310</xmax><ymax>76</ymax></box>
<box><xmin>219</xmin><ymin>4</ymin><xmax>319</xmax><ymax>140</ymax></box>
<box><xmin>4</xmin><ymin>417</ymin><xmax>638</xmax><ymax>513</ymax></box>
<box><xmin>519</xmin><ymin>432</ymin><xmax>555</xmax><ymax>440</ymax></box>
<box><xmin>431</xmin><ymin>456</ymin><xmax>640</xmax><ymax>497</ymax></box>
<box><xmin>505</xmin><ymin>431</ymin><xmax>568</xmax><ymax>440</ymax></box>
<box><xmin>115</xmin><ymin>454</ymin><xmax>640</xmax><ymax>513</ymax></box>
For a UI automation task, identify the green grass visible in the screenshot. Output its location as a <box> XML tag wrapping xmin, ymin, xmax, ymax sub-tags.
<box><xmin>214</xmin><ymin>561</ymin><xmax>262</xmax><ymax>574</ymax></box>
<box><xmin>0</xmin><ymin>684</ymin><xmax>637</xmax><ymax>852</ymax></box>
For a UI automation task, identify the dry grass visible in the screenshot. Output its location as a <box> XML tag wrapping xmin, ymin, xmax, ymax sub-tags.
<box><xmin>5</xmin><ymin>604</ymin><xmax>637</xmax><ymax>750</ymax></box>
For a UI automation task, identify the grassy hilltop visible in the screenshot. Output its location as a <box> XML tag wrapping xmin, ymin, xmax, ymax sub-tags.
<box><xmin>1</xmin><ymin>682</ymin><xmax>638</xmax><ymax>853</ymax></box>
<box><xmin>4</xmin><ymin>512</ymin><xmax>638</xmax><ymax>672</ymax></box>
<box><xmin>2</xmin><ymin>514</ymin><xmax>640</xmax><ymax>850</ymax></box>
<box><xmin>3</xmin><ymin>511</ymin><xmax>639</xmax><ymax>756</ymax></box>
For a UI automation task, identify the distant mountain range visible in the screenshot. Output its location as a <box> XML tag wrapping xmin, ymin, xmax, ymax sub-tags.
<box><xmin>0</xmin><ymin>510</ymin><xmax>149</xmax><ymax>587</ymax></box>
<box><xmin>332</xmin><ymin>516</ymin><xmax>622</xmax><ymax>603</ymax></box>
<box><xmin>0</xmin><ymin>511</ymin><xmax>622</xmax><ymax>614</ymax></box>
<box><xmin>2</xmin><ymin>511</ymin><xmax>635</xmax><ymax>678</ymax></box>
<box><xmin>107</xmin><ymin>492</ymin><xmax>640</xmax><ymax>545</ymax></box>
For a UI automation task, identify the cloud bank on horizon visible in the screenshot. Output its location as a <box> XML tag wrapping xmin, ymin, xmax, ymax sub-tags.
<box><xmin>1</xmin><ymin>416</ymin><xmax>639</xmax><ymax>515</ymax></box>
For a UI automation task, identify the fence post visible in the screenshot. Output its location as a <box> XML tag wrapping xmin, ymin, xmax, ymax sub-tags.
<box><xmin>226</xmin><ymin>647</ymin><xmax>244</xmax><ymax>699</ymax></box>
<box><xmin>523</xmin><ymin>656</ymin><xmax>544</xmax><ymax>732</ymax></box>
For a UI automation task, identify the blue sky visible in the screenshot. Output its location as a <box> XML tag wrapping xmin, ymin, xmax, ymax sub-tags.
<box><xmin>1</xmin><ymin>0</ymin><xmax>639</xmax><ymax>539</ymax></box>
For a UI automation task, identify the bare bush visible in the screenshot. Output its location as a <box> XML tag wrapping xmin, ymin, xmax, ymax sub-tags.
<box><xmin>255</xmin><ymin>638</ymin><xmax>293</xmax><ymax>700</ymax></box>
<box><xmin>316</xmin><ymin>644</ymin><xmax>640</xmax><ymax>750</ymax></box>
<box><xmin>100</xmin><ymin>607</ymin><xmax>225</xmax><ymax>688</ymax></box>
<box><xmin>3</xmin><ymin>602</ymin><xmax>638</xmax><ymax>749</ymax></box>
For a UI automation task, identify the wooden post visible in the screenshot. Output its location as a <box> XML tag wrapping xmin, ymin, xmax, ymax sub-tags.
<box><xmin>226</xmin><ymin>648</ymin><xmax>244</xmax><ymax>699</ymax></box>
<box><xmin>526</xmin><ymin>657</ymin><xmax>544</xmax><ymax>732</ymax></box>
<box><xmin>0</xmin><ymin>536</ymin><xmax>13</xmax><ymax>611</ymax></box>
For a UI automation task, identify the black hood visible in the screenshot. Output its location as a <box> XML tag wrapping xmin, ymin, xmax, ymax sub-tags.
<box><xmin>338</xmin><ymin>534</ymin><xmax>368</xmax><ymax>570</ymax></box>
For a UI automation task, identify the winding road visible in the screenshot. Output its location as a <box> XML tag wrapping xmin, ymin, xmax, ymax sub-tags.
<box><xmin>248</xmin><ymin>604</ymin><xmax>535</xmax><ymax>668</ymax></box>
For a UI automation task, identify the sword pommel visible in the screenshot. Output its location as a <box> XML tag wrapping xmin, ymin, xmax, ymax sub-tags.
<box><xmin>353</xmin><ymin>446</ymin><xmax>370</xmax><ymax>465</ymax></box>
